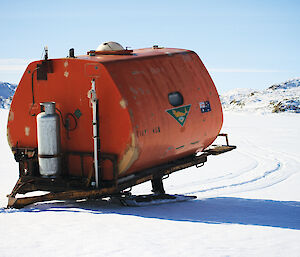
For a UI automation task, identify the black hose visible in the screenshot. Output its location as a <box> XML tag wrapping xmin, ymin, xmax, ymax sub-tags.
<box><xmin>55</xmin><ymin>108</ymin><xmax>78</xmax><ymax>131</ymax></box>
<box><xmin>29</xmin><ymin>67</ymin><xmax>40</xmax><ymax>116</ymax></box>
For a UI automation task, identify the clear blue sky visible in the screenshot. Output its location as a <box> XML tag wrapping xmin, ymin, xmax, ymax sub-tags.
<box><xmin>0</xmin><ymin>0</ymin><xmax>299</xmax><ymax>93</ymax></box>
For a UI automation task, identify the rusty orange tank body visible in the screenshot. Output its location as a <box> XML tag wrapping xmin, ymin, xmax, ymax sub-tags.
<box><xmin>7</xmin><ymin>47</ymin><xmax>223</xmax><ymax>181</ymax></box>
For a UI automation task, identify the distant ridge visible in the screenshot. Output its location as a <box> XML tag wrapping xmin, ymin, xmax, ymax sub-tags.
<box><xmin>221</xmin><ymin>78</ymin><xmax>300</xmax><ymax>113</ymax></box>
<box><xmin>0</xmin><ymin>81</ymin><xmax>17</xmax><ymax>109</ymax></box>
<box><xmin>1</xmin><ymin>78</ymin><xmax>300</xmax><ymax>113</ymax></box>
<box><xmin>268</xmin><ymin>78</ymin><xmax>300</xmax><ymax>90</ymax></box>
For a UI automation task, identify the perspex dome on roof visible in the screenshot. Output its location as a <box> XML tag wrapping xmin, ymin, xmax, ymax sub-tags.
<box><xmin>96</xmin><ymin>41</ymin><xmax>124</xmax><ymax>51</ymax></box>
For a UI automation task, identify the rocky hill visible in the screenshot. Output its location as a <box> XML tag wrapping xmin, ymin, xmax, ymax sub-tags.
<box><xmin>220</xmin><ymin>78</ymin><xmax>300</xmax><ymax>113</ymax></box>
<box><xmin>0</xmin><ymin>82</ymin><xmax>17</xmax><ymax>109</ymax></box>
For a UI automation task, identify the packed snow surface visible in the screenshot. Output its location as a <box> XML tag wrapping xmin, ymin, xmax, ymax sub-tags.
<box><xmin>221</xmin><ymin>78</ymin><xmax>300</xmax><ymax>113</ymax></box>
<box><xmin>0</xmin><ymin>109</ymin><xmax>299</xmax><ymax>257</ymax></box>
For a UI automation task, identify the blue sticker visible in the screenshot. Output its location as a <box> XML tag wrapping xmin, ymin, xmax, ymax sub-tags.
<box><xmin>199</xmin><ymin>101</ymin><xmax>211</xmax><ymax>113</ymax></box>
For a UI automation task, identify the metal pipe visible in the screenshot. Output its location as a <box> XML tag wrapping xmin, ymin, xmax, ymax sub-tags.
<box><xmin>69</xmin><ymin>48</ymin><xmax>75</xmax><ymax>58</ymax></box>
<box><xmin>89</xmin><ymin>79</ymin><xmax>100</xmax><ymax>188</ymax></box>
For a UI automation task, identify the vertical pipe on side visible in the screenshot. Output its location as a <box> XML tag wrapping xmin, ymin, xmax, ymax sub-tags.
<box><xmin>89</xmin><ymin>79</ymin><xmax>100</xmax><ymax>188</ymax></box>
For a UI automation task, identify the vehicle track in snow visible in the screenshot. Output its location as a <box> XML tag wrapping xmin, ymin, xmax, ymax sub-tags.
<box><xmin>178</xmin><ymin>136</ymin><xmax>300</xmax><ymax>198</ymax></box>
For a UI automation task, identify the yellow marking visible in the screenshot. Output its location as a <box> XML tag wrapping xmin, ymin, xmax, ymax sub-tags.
<box><xmin>120</xmin><ymin>99</ymin><xmax>128</xmax><ymax>109</ymax></box>
<box><xmin>118</xmin><ymin>133</ymin><xmax>139</xmax><ymax>174</ymax></box>
<box><xmin>25</xmin><ymin>126</ymin><xmax>30</xmax><ymax>136</ymax></box>
<box><xmin>8</xmin><ymin>111</ymin><xmax>14</xmax><ymax>121</ymax></box>
<box><xmin>172</xmin><ymin>109</ymin><xmax>187</xmax><ymax>118</ymax></box>
<box><xmin>7</xmin><ymin>127</ymin><xmax>13</xmax><ymax>149</ymax></box>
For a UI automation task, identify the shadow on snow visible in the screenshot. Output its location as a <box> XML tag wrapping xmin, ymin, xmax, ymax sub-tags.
<box><xmin>1</xmin><ymin>197</ymin><xmax>300</xmax><ymax>230</ymax></box>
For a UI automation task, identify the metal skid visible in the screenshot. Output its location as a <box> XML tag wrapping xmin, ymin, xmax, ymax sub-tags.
<box><xmin>7</xmin><ymin>134</ymin><xmax>236</xmax><ymax>209</ymax></box>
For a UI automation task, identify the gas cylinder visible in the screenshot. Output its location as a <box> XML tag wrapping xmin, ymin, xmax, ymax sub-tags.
<box><xmin>36</xmin><ymin>102</ymin><xmax>61</xmax><ymax>177</ymax></box>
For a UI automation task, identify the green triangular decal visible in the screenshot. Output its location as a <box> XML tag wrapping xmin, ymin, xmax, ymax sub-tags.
<box><xmin>166</xmin><ymin>104</ymin><xmax>191</xmax><ymax>126</ymax></box>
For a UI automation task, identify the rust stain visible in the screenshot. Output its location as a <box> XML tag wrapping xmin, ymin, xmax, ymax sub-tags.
<box><xmin>135</xmin><ymin>175</ymin><xmax>153</xmax><ymax>186</ymax></box>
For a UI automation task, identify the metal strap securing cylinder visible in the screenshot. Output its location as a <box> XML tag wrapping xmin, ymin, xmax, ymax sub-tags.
<box><xmin>38</xmin><ymin>153</ymin><xmax>62</xmax><ymax>158</ymax></box>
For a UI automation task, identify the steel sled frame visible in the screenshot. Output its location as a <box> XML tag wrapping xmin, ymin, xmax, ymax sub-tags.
<box><xmin>7</xmin><ymin>134</ymin><xmax>236</xmax><ymax>209</ymax></box>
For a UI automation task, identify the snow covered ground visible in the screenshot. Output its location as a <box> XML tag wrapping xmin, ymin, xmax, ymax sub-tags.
<box><xmin>0</xmin><ymin>109</ymin><xmax>299</xmax><ymax>257</ymax></box>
